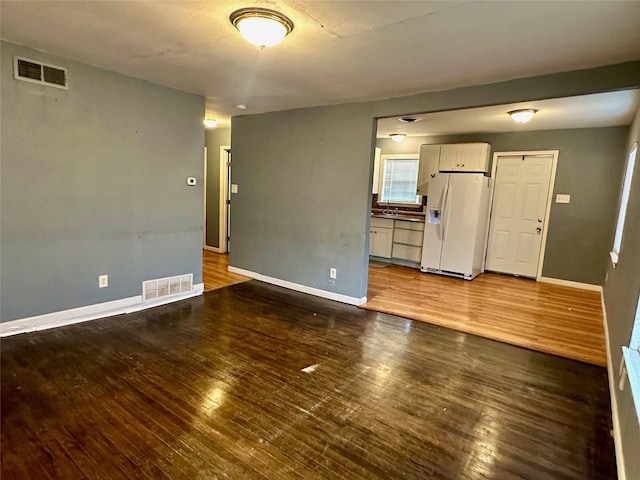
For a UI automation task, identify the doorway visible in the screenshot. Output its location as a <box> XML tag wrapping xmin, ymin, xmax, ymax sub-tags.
<box><xmin>485</xmin><ymin>151</ymin><xmax>558</xmax><ymax>279</ymax></box>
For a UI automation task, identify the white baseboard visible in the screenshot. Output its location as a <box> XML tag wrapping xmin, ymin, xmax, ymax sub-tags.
<box><xmin>204</xmin><ymin>245</ymin><xmax>224</xmax><ymax>253</ymax></box>
<box><xmin>538</xmin><ymin>276</ymin><xmax>603</xmax><ymax>292</ymax></box>
<box><xmin>228</xmin><ymin>266</ymin><xmax>367</xmax><ymax>306</ymax></box>
<box><xmin>0</xmin><ymin>283</ymin><xmax>204</xmax><ymax>337</ymax></box>
<box><xmin>601</xmin><ymin>291</ymin><xmax>627</xmax><ymax>480</ymax></box>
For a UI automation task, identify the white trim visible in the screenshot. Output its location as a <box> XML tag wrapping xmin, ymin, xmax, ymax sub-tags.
<box><xmin>601</xmin><ymin>293</ymin><xmax>627</xmax><ymax>480</ymax></box>
<box><xmin>219</xmin><ymin>146</ymin><xmax>230</xmax><ymax>253</ymax></box>
<box><xmin>0</xmin><ymin>284</ymin><xmax>204</xmax><ymax>337</ymax></box>
<box><xmin>203</xmin><ymin>146</ymin><xmax>207</xmax><ymax>248</ymax></box>
<box><xmin>204</xmin><ymin>245</ymin><xmax>223</xmax><ymax>253</ymax></box>
<box><xmin>228</xmin><ymin>266</ymin><xmax>367</xmax><ymax>306</ymax></box>
<box><xmin>486</xmin><ymin>150</ymin><xmax>559</xmax><ymax>281</ymax></box>
<box><xmin>537</xmin><ymin>276</ymin><xmax>603</xmax><ymax>292</ymax></box>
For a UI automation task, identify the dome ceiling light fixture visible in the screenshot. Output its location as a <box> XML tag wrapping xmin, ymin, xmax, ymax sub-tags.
<box><xmin>390</xmin><ymin>133</ymin><xmax>406</xmax><ymax>143</ymax></box>
<box><xmin>508</xmin><ymin>109</ymin><xmax>538</xmax><ymax>124</ymax></box>
<box><xmin>398</xmin><ymin>117</ymin><xmax>421</xmax><ymax>123</ymax></box>
<box><xmin>204</xmin><ymin>118</ymin><xmax>218</xmax><ymax>128</ymax></box>
<box><xmin>230</xmin><ymin>7</ymin><xmax>294</xmax><ymax>48</ymax></box>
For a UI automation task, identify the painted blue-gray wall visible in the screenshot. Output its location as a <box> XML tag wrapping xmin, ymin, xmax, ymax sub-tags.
<box><xmin>231</xmin><ymin>103</ymin><xmax>376</xmax><ymax>299</ymax></box>
<box><xmin>0</xmin><ymin>41</ymin><xmax>205</xmax><ymax>322</ymax></box>
<box><xmin>377</xmin><ymin>127</ymin><xmax>629</xmax><ymax>285</ymax></box>
<box><xmin>230</xmin><ymin>61</ymin><xmax>640</xmax><ymax>301</ymax></box>
<box><xmin>604</xmin><ymin>106</ymin><xmax>640</xmax><ymax>480</ymax></box>
<box><xmin>205</xmin><ymin>127</ymin><xmax>231</xmax><ymax>249</ymax></box>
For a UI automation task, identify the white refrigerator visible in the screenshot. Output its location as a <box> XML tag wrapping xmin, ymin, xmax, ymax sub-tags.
<box><xmin>421</xmin><ymin>173</ymin><xmax>491</xmax><ymax>280</ymax></box>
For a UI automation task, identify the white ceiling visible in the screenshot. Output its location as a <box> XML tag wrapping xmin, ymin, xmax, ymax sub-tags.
<box><xmin>2</xmin><ymin>1</ymin><xmax>640</xmax><ymax>128</ymax></box>
<box><xmin>376</xmin><ymin>90</ymin><xmax>640</xmax><ymax>138</ymax></box>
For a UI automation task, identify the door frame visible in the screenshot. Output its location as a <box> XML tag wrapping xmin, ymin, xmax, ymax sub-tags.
<box><xmin>486</xmin><ymin>150</ymin><xmax>559</xmax><ymax>280</ymax></box>
<box><xmin>218</xmin><ymin>145</ymin><xmax>231</xmax><ymax>253</ymax></box>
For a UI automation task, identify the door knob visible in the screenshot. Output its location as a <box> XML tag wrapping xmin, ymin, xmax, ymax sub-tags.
<box><xmin>536</xmin><ymin>227</ymin><xmax>542</xmax><ymax>234</ymax></box>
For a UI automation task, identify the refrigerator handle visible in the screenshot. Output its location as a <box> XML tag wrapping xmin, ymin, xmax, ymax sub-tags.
<box><xmin>441</xmin><ymin>182</ymin><xmax>450</xmax><ymax>242</ymax></box>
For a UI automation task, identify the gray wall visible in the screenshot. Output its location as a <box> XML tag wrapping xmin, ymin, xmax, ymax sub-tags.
<box><xmin>0</xmin><ymin>41</ymin><xmax>205</xmax><ymax>322</ymax></box>
<box><xmin>377</xmin><ymin>127</ymin><xmax>629</xmax><ymax>285</ymax></box>
<box><xmin>604</xmin><ymin>107</ymin><xmax>640</xmax><ymax>480</ymax></box>
<box><xmin>229</xmin><ymin>61</ymin><xmax>640</xmax><ymax>301</ymax></box>
<box><xmin>205</xmin><ymin>127</ymin><xmax>231</xmax><ymax>249</ymax></box>
<box><xmin>231</xmin><ymin>103</ymin><xmax>376</xmax><ymax>299</ymax></box>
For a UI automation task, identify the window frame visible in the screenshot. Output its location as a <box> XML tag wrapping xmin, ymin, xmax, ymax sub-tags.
<box><xmin>622</xmin><ymin>295</ymin><xmax>640</xmax><ymax>424</ymax></box>
<box><xmin>377</xmin><ymin>154</ymin><xmax>421</xmax><ymax>206</ymax></box>
<box><xmin>610</xmin><ymin>143</ymin><xmax>637</xmax><ymax>266</ymax></box>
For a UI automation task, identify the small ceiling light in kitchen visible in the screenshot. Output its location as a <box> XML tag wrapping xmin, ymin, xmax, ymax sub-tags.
<box><xmin>230</xmin><ymin>7</ymin><xmax>294</xmax><ymax>48</ymax></box>
<box><xmin>508</xmin><ymin>109</ymin><xmax>538</xmax><ymax>124</ymax></box>
<box><xmin>390</xmin><ymin>133</ymin><xmax>406</xmax><ymax>142</ymax></box>
<box><xmin>203</xmin><ymin>119</ymin><xmax>218</xmax><ymax>128</ymax></box>
<box><xmin>235</xmin><ymin>104</ymin><xmax>247</xmax><ymax>110</ymax></box>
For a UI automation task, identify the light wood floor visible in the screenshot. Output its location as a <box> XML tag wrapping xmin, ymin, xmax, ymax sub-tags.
<box><xmin>203</xmin><ymin>249</ymin><xmax>250</xmax><ymax>291</ymax></box>
<box><xmin>363</xmin><ymin>264</ymin><xmax>607</xmax><ymax>366</ymax></box>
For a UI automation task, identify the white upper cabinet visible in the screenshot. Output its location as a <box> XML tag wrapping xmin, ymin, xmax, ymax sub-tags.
<box><xmin>417</xmin><ymin>145</ymin><xmax>441</xmax><ymax>196</ymax></box>
<box><xmin>372</xmin><ymin>147</ymin><xmax>382</xmax><ymax>194</ymax></box>
<box><xmin>439</xmin><ymin>143</ymin><xmax>491</xmax><ymax>173</ymax></box>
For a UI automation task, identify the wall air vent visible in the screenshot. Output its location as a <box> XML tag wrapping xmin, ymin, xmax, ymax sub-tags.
<box><xmin>14</xmin><ymin>56</ymin><xmax>68</xmax><ymax>89</ymax></box>
<box><xmin>142</xmin><ymin>274</ymin><xmax>193</xmax><ymax>302</ymax></box>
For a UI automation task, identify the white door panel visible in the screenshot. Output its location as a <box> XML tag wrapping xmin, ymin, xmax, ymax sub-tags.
<box><xmin>486</xmin><ymin>155</ymin><xmax>553</xmax><ymax>278</ymax></box>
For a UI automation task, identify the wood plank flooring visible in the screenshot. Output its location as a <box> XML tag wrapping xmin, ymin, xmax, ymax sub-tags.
<box><xmin>1</xmin><ymin>281</ymin><xmax>615</xmax><ymax>479</ymax></box>
<box><xmin>363</xmin><ymin>265</ymin><xmax>607</xmax><ymax>366</ymax></box>
<box><xmin>203</xmin><ymin>249</ymin><xmax>249</xmax><ymax>291</ymax></box>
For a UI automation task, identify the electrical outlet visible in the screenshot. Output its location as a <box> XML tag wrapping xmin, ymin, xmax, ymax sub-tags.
<box><xmin>98</xmin><ymin>274</ymin><xmax>109</xmax><ymax>288</ymax></box>
<box><xmin>329</xmin><ymin>268</ymin><xmax>337</xmax><ymax>279</ymax></box>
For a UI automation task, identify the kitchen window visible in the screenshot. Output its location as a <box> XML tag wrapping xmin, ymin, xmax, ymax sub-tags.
<box><xmin>379</xmin><ymin>154</ymin><xmax>420</xmax><ymax>205</ymax></box>
<box><xmin>610</xmin><ymin>143</ymin><xmax>637</xmax><ymax>266</ymax></box>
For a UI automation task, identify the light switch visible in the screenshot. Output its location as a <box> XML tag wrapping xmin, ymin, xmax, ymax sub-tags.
<box><xmin>555</xmin><ymin>194</ymin><xmax>571</xmax><ymax>204</ymax></box>
<box><xmin>231</xmin><ymin>184</ymin><xmax>238</xmax><ymax>194</ymax></box>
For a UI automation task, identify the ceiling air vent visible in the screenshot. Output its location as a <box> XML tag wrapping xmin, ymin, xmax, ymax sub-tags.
<box><xmin>14</xmin><ymin>56</ymin><xmax>68</xmax><ymax>89</ymax></box>
<box><xmin>399</xmin><ymin>117</ymin><xmax>421</xmax><ymax>123</ymax></box>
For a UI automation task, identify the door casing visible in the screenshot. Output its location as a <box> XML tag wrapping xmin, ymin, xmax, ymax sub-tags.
<box><xmin>485</xmin><ymin>150</ymin><xmax>559</xmax><ymax>280</ymax></box>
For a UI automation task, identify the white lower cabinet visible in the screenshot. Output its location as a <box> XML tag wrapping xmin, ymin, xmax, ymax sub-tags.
<box><xmin>370</xmin><ymin>217</ymin><xmax>425</xmax><ymax>266</ymax></box>
<box><xmin>370</xmin><ymin>217</ymin><xmax>394</xmax><ymax>258</ymax></box>
<box><xmin>392</xmin><ymin>220</ymin><xmax>425</xmax><ymax>265</ymax></box>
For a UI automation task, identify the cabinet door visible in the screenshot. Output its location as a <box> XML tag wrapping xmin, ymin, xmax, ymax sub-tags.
<box><xmin>459</xmin><ymin>143</ymin><xmax>490</xmax><ymax>172</ymax></box>
<box><xmin>371</xmin><ymin>227</ymin><xmax>393</xmax><ymax>258</ymax></box>
<box><xmin>369</xmin><ymin>229</ymin><xmax>375</xmax><ymax>255</ymax></box>
<box><xmin>439</xmin><ymin>145</ymin><xmax>461</xmax><ymax>171</ymax></box>
<box><xmin>371</xmin><ymin>147</ymin><xmax>382</xmax><ymax>194</ymax></box>
<box><xmin>417</xmin><ymin>145</ymin><xmax>441</xmax><ymax>196</ymax></box>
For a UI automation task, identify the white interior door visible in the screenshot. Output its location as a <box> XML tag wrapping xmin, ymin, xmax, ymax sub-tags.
<box><xmin>486</xmin><ymin>154</ymin><xmax>553</xmax><ymax>278</ymax></box>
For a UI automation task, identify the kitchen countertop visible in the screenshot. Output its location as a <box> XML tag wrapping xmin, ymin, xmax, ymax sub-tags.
<box><xmin>371</xmin><ymin>213</ymin><xmax>425</xmax><ymax>223</ymax></box>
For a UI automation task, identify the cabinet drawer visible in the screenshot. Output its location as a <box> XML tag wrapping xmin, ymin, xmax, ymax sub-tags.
<box><xmin>393</xmin><ymin>228</ymin><xmax>424</xmax><ymax>246</ymax></box>
<box><xmin>392</xmin><ymin>244</ymin><xmax>422</xmax><ymax>263</ymax></box>
<box><xmin>371</xmin><ymin>217</ymin><xmax>394</xmax><ymax>228</ymax></box>
<box><xmin>394</xmin><ymin>220</ymin><xmax>424</xmax><ymax>231</ymax></box>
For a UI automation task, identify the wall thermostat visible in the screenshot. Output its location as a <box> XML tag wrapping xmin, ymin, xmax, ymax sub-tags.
<box><xmin>187</xmin><ymin>177</ymin><xmax>197</xmax><ymax>186</ymax></box>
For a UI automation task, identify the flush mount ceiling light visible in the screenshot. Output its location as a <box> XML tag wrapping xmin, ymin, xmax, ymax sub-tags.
<box><xmin>508</xmin><ymin>109</ymin><xmax>538</xmax><ymax>124</ymax></box>
<box><xmin>398</xmin><ymin>117</ymin><xmax>421</xmax><ymax>123</ymax></box>
<box><xmin>390</xmin><ymin>133</ymin><xmax>406</xmax><ymax>142</ymax></box>
<box><xmin>230</xmin><ymin>7</ymin><xmax>294</xmax><ymax>47</ymax></box>
<box><xmin>204</xmin><ymin>119</ymin><xmax>218</xmax><ymax>128</ymax></box>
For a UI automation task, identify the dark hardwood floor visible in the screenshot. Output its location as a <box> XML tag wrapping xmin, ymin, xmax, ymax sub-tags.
<box><xmin>1</xmin><ymin>281</ymin><xmax>615</xmax><ymax>479</ymax></box>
